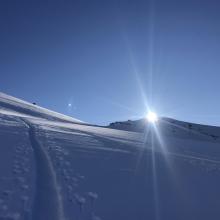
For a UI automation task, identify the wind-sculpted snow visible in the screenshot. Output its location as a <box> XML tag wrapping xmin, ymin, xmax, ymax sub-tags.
<box><xmin>1</xmin><ymin>93</ymin><xmax>220</xmax><ymax>220</ymax></box>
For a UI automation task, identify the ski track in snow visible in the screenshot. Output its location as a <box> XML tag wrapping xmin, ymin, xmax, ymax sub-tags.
<box><xmin>20</xmin><ymin>118</ymin><xmax>65</xmax><ymax>220</ymax></box>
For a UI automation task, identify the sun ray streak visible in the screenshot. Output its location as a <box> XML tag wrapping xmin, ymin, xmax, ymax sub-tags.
<box><xmin>133</xmin><ymin>124</ymin><xmax>151</xmax><ymax>174</ymax></box>
<box><xmin>151</xmin><ymin>126</ymin><xmax>160</xmax><ymax>220</ymax></box>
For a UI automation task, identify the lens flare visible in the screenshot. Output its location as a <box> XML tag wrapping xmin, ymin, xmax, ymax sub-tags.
<box><xmin>146</xmin><ymin>111</ymin><xmax>158</xmax><ymax>123</ymax></box>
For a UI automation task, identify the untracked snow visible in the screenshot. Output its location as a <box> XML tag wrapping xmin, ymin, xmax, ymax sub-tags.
<box><xmin>0</xmin><ymin>92</ymin><xmax>220</xmax><ymax>220</ymax></box>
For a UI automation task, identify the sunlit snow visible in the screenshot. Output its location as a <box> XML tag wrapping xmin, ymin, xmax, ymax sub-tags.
<box><xmin>0</xmin><ymin>92</ymin><xmax>220</xmax><ymax>220</ymax></box>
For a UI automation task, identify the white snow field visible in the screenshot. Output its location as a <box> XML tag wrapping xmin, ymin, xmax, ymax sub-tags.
<box><xmin>1</xmin><ymin>92</ymin><xmax>220</xmax><ymax>220</ymax></box>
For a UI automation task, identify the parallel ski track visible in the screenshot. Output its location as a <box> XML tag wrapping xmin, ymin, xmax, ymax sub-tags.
<box><xmin>20</xmin><ymin>118</ymin><xmax>65</xmax><ymax>220</ymax></box>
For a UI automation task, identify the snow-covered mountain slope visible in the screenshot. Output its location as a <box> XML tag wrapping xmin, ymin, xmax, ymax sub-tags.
<box><xmin>0</xmin><ymin>92</ymin><xmax>82</xmax><ymax>123</ymax></box>
<box><xmin>109</xmin><ymin>117</ymin><xmax>220</xmax><ymax>137</ymax></box>
<box><xmin>1</xmin><ymin>93</ymin><xmax>220</xmax><ymax>220</ymax></box>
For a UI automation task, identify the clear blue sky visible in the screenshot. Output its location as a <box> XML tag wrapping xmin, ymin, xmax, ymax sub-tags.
<box><xmin>1</xmin><ymin>0</ymin><xmax>220</xmax><ymax>125</ymax></box>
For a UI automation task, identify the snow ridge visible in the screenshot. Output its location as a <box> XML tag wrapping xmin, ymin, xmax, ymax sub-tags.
<box><xmin>21</xmin><ymin>119</ymin><xmax>65</xmax><ymax>220</ymax></box>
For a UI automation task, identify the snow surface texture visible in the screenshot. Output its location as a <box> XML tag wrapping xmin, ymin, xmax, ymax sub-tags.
<box><xmin>1</xmin><ymin>92</ymin><xmax>220</xmax><ymax>220</ymax></box>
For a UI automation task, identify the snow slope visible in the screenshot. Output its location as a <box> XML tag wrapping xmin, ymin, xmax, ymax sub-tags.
<box><xmin>1</xmin><ymin>93</ymin><xmax>220</xmax><ymax>220</ymax></box>
<box><xmin>0</xmin><ymin>92</ymin><xmax>82</xmax><ymax>123</ymax></box>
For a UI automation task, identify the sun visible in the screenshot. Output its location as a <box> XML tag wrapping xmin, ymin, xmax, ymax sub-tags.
<box><xmin>146</xmin><ymin>111</ymin><xmax>158</xmax><ymax>123</ymax></box>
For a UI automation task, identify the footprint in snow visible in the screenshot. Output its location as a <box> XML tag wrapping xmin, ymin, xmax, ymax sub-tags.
<box><xmin>91</xmin><ymin>215</ymin><xmax>102</xmax><ymax>220</ymax></box>
<box><xmin>88</xmin><ymin>192</ymin><xmax>98</xmax><ymax>207</ymax></box>
<box><xmin>87</xmin><ymin>192</ymin><xmax>98</xmax><ymax>212</ymax></box>
<box><xmin>2</xmin><ymin>190</ymin><xmax>13</xmax><ymax>198</ymax></box>
<box><xmin>64</xmin><ymin>161</ymin><xmax>71</xmax><ymax>167</ymax></box>
<box><xmin>20</xmin><ymin>184</ymin><xmax>29</xmax><ymax>191</ymax></box>
<box><xmin>74</xmin><ymin>194</ymin><xmax>86</xmax><ymax>213</ymax></box>
<box><xmin>15</xmin><ymin>177</ymin><xmax>25</xmax><ymax>184</ymax></box>
<box><xmin>21</xmin><ymin>195</ymin><xmax>29</xmax><ymax>210</ymax></box>
<box><xmin>63</xmin><ymin>151</ymin><xmax>69</xmax><ymax>156</ymax></box>
<box><xmin>76</xmin><ymin>174</ymin><xmax>85</xmax><ymax>180</ymax></box>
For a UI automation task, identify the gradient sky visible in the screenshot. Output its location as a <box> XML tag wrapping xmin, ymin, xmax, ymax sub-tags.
<box><xmin>1</xmin><ymin>0</ymin><xmax>220</xmax><ymax>125</ymax></box>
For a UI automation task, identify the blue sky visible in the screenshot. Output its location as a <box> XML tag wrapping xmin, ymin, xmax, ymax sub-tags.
<box><xmin>1</xmin><ymin>0</ymin><xmax>220</xmax><ymax>125</ymax></box>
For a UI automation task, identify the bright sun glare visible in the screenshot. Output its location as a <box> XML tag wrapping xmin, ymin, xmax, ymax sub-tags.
<box><xmin>146</xmin><ymin>111</ymin><xmax>158</xmax><ymax>123</ymax></box>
